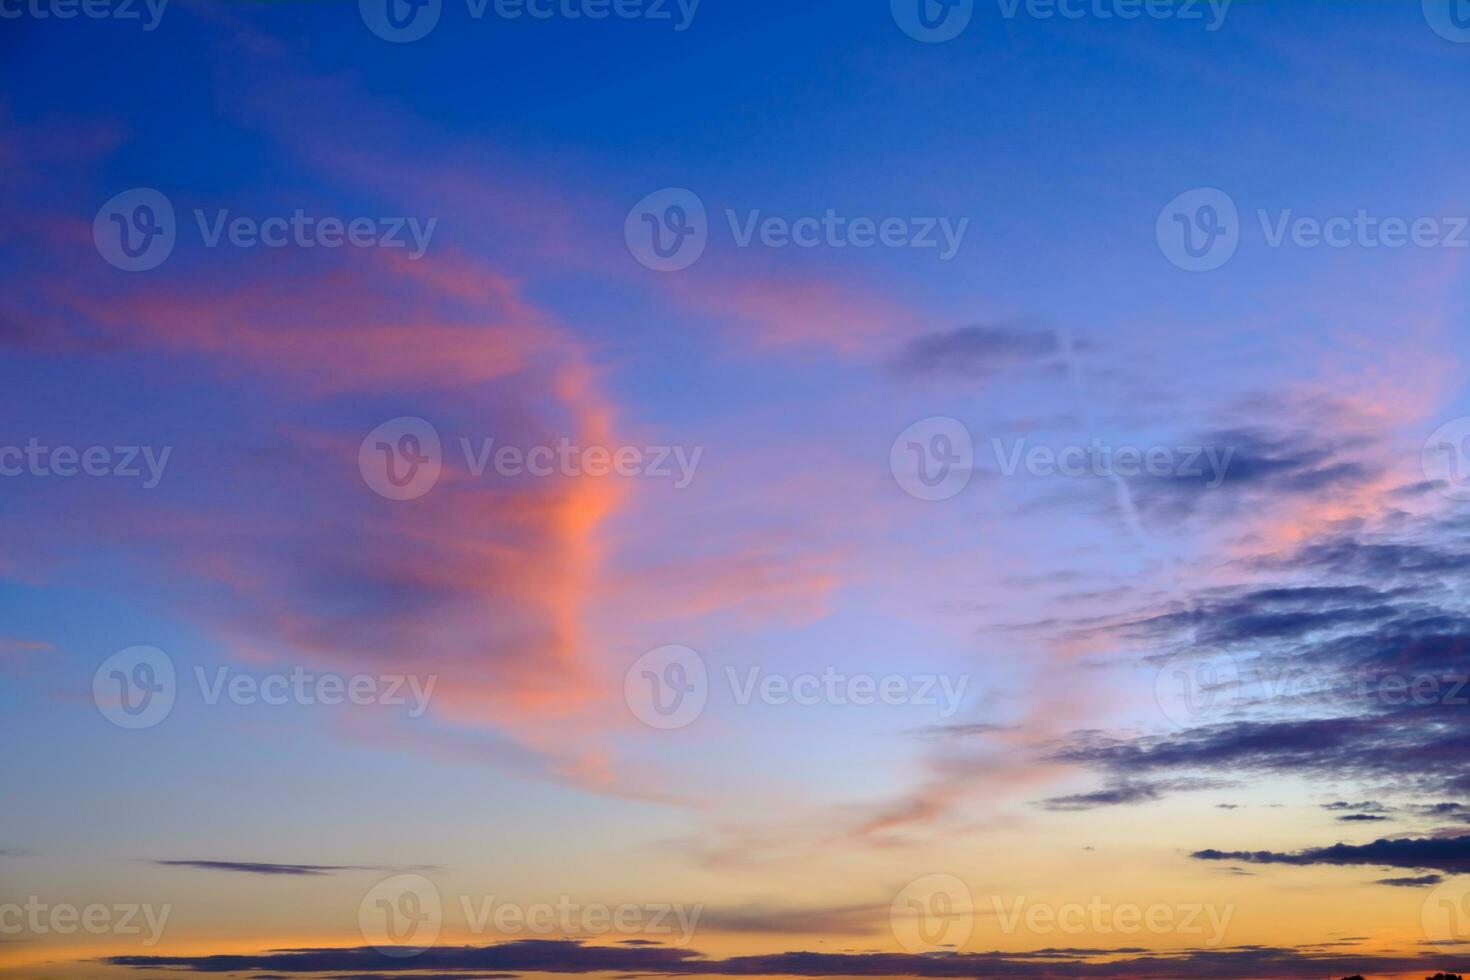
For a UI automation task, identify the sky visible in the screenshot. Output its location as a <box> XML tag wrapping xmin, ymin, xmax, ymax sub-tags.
<box><xmin>3</xmin><ymin>1</ymin><xmax>1470</xmax><ymax>978</ymax></box>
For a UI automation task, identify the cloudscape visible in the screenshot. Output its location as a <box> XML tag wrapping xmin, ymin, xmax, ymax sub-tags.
<box><xmin>3</xmin><ymin>2</ymin><xmax>1470</xmax><ymax>979</ymax></box>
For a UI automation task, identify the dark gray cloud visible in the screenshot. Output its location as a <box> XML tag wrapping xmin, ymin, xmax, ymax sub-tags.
<box><xmin>1192</xmin><ymin>835</ymin><xmax>1470</xmax><ymax>875</ymax></box>
<box><xmin>106</xmin><ymin>938</ymin><xmax>1461</xmax><ymax>979</ymax></box>
<box><xmin>1377</xmin><ymin>874</ymin><xmax>1444</xmax><ymax>887</ymax></box>
<box><xmin>888</xmin><ymin>324</ymin><xmax>1059</xmax><ymax>379</ymax></box>
<box><xmin>1038</xmin><ymin>783</ymin><xmax>1161</xmax><ymax>811</ymax></box>
<box><xmin>154</xmin><ymin>860</ymin><xmax>441</xmax><ymax>876</ymax></box>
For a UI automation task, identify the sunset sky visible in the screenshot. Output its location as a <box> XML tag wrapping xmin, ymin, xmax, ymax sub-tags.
<box><xmin>4</xmin><ymin>1</ymin><xmax>1470</xmax><ymax>978</ymax></box>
